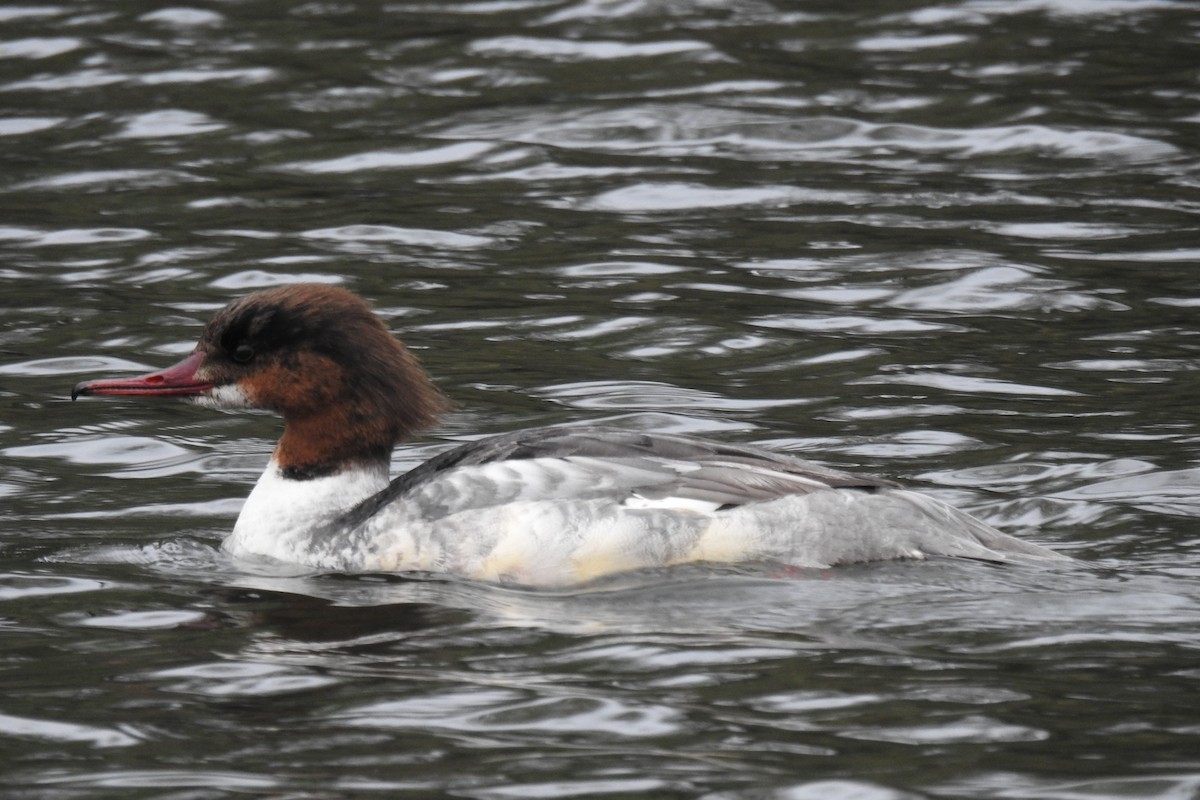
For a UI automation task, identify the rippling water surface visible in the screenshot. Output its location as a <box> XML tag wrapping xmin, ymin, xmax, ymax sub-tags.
<box><xmin>2</xmin><ymin>1</ymin><xmax>1199</xmax><ymax>797</ymax></box>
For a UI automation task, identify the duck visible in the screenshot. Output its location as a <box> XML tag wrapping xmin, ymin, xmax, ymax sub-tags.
<box><xmin>72</xmin><ymin>284</ymin><xmax>1066</xmax><ymax>586</ymax></box>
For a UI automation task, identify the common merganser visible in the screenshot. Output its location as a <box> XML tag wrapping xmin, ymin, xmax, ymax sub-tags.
<box><xmin>72</xmin><ymin>284</ymin><xmax>1066</xmax><ymax>586</ymax></box>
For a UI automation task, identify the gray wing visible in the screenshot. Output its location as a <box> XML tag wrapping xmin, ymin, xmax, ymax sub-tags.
<box><xmin>343</xmin><ymin>426</ymin><xmax>897</xmax><ymax>525</ymax></box>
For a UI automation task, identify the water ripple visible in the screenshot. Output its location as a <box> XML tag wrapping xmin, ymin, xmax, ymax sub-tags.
<box><xmin>12</xmin><ymin>171</ymin><xmax>205</xmax><ymax>192</ymax></box>
<box><xmin>339</xmin><ymin>688</ymin><xmax>682</xmax><ymax>738</ymax></box>
<box><xmin>0</xmin><ymin>712</ymin><xmax>140</xmax><ymax>749</ymax></box>
<box><xmin>0</xmin><ymin>37</ymin><xmax>82</xmax><ymax>59</ymax></box>
<box><xmin>301</xmin><ymin>224</ymin><xmax>495</xmax><ymax>249</ymax></box>
<box><xmin>466</xmin><ymin>36</ymin><xmax>718</xmax><ymax>62</ymax></box>
<box><xmin>439</xmin><ymin>107</ymin><xmax>1177</xmax><ymax>162</ymax></box>
<box><xmin>279</xmin><ymin>141</ymin><xmax>499</xmax><ymax>174</ymax></box>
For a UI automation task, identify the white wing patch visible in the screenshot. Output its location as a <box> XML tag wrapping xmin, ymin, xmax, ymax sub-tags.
<box><xmin>623</xmin><ymin>493</ymin><xmax>723</xmax><ymax>514</ymax></box>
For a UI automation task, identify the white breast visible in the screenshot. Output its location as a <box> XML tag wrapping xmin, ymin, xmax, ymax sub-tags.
<box><xmin>223</xmin><ymin>460</ymin><xmax>388</xmax><ymax>568</ymax></box>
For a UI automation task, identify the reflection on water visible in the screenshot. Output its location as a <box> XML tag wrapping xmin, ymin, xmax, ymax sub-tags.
<box><xmin>2</xmin><ymin>0</ymin><xmax>1199</xmax><ymax>797</ymax></box>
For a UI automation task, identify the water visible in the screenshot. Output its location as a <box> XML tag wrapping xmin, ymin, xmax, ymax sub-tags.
<box><xmin>2</xmin><ymin>0</ymin><xmax>1199</xmax><ymax>796</ymax></box>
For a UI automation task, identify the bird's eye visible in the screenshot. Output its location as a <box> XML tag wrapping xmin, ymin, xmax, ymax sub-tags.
<box><xmin>232</xmin><ymin>344</ymin><xmax>255</xmax><ymax>364</ymax></box>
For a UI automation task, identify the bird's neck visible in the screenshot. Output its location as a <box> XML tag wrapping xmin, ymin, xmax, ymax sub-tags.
<box><xmin>274</xmin><ymin>408</ymin><xmax>398</xmax><ymax>480</ymax></box>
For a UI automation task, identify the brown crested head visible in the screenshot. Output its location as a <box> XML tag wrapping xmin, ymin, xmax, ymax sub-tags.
<box><xmin>194</xmin><ymin>284</ymin><xmax>449</xmax><ymax>475</ymax></box>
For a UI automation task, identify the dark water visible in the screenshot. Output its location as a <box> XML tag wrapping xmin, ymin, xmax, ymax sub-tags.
<box><xmin>3</xmin><ymin>1</ymin><xmax>1200</xmax><ymax>797</ymax></box>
